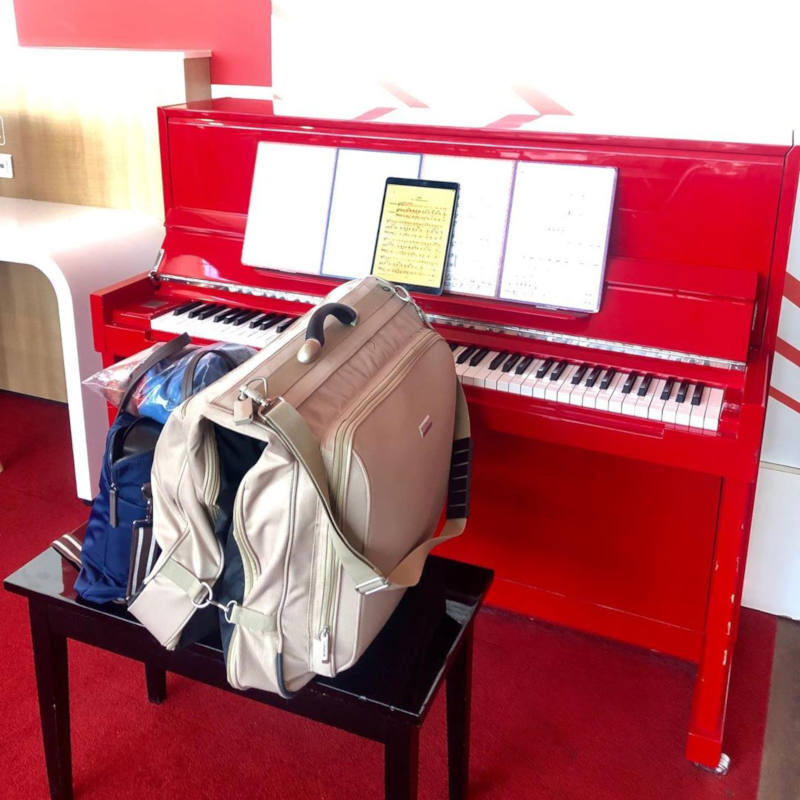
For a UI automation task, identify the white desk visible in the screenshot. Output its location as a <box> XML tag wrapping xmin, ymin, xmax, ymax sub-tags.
<box><xmin>0</xmin><ymin>198</ymin><xmax>162</xmax><ymax>500</ymax></box>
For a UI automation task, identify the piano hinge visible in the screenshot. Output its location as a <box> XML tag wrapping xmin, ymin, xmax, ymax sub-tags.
<box><xmin>149</xmin><ymin>248</ymin><xmax>165</xmax><ymax>283</ymax></box>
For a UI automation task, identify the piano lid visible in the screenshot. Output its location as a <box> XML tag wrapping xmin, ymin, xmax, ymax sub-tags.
<box><xmin>154</xmin><ymin>99</ymin><xmax>795</xmax><ymax>366</ymax></box>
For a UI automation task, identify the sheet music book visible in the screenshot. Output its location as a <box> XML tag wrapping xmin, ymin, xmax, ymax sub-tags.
<box><xmin>321</xmin><ymin>149</ymin><xmax>421</xmax><ymax>279</ymax></box>
<box><xmin>499</xmin><ymin>162</ymin><xmax>617</xmax><ymax>313</ymax></box>
<box><xmin>420</xmin><ymin>155</ymin><xmax>514</xmax><ymax>297</ymax></box>
<box><xmin>242</xmin><ymin>142</ymin><xmax>336</xmax><ymax>274</ymax></box>
<box><xmin>243</xmin><ymin>142</ymin><xmax>616</xmax><ymax>314</ymax></box>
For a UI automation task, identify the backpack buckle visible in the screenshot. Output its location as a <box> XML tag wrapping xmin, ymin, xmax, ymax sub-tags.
<box><xmin>191</xmin><ymin>581</ymin><xmax>215</xmax><ymax>608</ymax></box>
<box><xmin>355</xmin><ymin>577</ymin><xmax>389</xmax><ymax>595</ymax></box>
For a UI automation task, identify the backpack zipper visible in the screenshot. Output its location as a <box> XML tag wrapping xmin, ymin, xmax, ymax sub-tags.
<box><xmin>314</xmin><ymin>329</ymin><xmax>441</xmax><ymax>665</ymax></box>
<box><xmin>202</xmin><ymin>429</ymin><xmax>221</xmax><ymax>523</ymax></box>
<box><xmin>232</xmin><ymin>479</ymin><xmax>259</xmax><ymax>598</ymax></box>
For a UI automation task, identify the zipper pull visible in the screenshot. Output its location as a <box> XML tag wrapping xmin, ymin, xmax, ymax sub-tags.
<box><xmin>109</xmin><ymin>482</ymin><xmax>119</xmax><ymax>528</ymax></box>
<box><xmin>142</xmin><ymin>482</ymin><xmax>153</xmax><ymax>524</ymax></box>
<box><xmin>314</xmin><ymin>627</ymin><xmax>331</xmax><ymax>664</ymax></box>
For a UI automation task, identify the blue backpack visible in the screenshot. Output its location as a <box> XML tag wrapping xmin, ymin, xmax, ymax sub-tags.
<box><xmin>75</xmin><ymin>336</ymin><xmax>249</xmax><ymax>604</ymax></box>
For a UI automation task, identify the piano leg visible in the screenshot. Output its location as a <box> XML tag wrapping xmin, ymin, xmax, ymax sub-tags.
<box><xmin>686</xmin><ymin>479</ymin><xmax>755</xmax><ymax>771</ymax></box>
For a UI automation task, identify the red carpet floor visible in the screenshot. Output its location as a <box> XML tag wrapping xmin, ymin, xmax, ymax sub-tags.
<box><xmin>0</xmin><ymin>391</ymin><xmax>775</xmax><ymax>799</ymax></box>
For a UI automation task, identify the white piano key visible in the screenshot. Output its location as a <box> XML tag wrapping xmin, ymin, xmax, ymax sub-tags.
<box><xmin>453</xmin><ymin>347</ymin><xmax>472</xmax><ymax>379</ymax></box>
<box><xmin>545</xmin><ymin>364</ymin><xmax>577</xmax><ymax>402</ymax></box>
<box><xmin>470</xmin><ymin>351</ymin><xmax>504</xmax><ymax>388</ymax></box>
<box><xmin>689</xmin><ymin>387</ymin><xmax>709</xmax><ymax>428</ymax></box>
<box><xmin>484</xmin><ymin>354</ymin><xmax>513</xmax><ymax>391</ymax></box>
<box><xmin>608</xmin><ymin>373</ymin><xmax>632</xmax><ymax>414</ymax></box>
<box><xmin>519</xmin><ymin>359</ymin><xmax>546</xmax><ymax>397</ymax></box>
<box><xmin>633</xmin><ymin>378</ymin><xmax>658</xmax><ymax>418</ymax></box>
<box><xmin>496</xmin><ymin>356</ymin><xmax>527</xmax><ymax>392</ymax></box>
<box><xmin>594</xmin><ymin>372</ymin><xmax>623</xmax><ymax>412</ymax></box>
<box><xmin>568</xmin><ymin>370</ymin><xmax>593</xmax><ymax>406</ymax></box>
<box><xmin>647</xmin><ymin>379</ymin><xmax>668</xmax><ymax>421</ymax></box>
<box><xmin>620</xmin><ymin>376</ymin><xmax>644</xmax><ymax>415</ymax></box>
<box><xmin>461</xmin><ymin>350</ymin><xmax>492</xmax><ymax>386</ymax></box>
<box><xmin>506</xmin><ymin>359</ymin><xmax>537</xmax><ymax>394</ymax></box>
<box><xmin>556</xmin><ymin>365</ymin><xmax>581</xmax><ymax>403</ymax></box>
<box><xmin>703</xmin><ymin>387</ymin><xmax>724</xmax><ymax>431</ymax></box>
<box><xmin>661</xmin><ymin>390</ymin><xmax>681</xmax><ymax>425</ymax></box>
<box><xmin>675</xmin><ymin>386</ymin><xmax>694</xmax><ymax>426</ymax></box>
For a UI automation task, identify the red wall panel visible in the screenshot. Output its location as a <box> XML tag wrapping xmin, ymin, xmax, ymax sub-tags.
<box><xmin>13</xmin><ymin>0</ymin><xmax>271</xmax><ymax>86</ymax></box>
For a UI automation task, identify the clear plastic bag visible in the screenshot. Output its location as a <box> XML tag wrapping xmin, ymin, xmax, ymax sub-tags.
<box><xmin>82</xmin><ymin>344</ymin><xmax>163</xmax><ymax>410</ymax></box>
<box><xmin>83</xmin><ymin>342</ymin><xmax>257</xmax><ymax>422</ymax></box>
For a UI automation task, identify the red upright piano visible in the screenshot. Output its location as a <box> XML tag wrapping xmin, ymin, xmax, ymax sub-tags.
<box><xmin>91</xmin><ymin>99</ymin><xmax>800</xmax><ymax>771</ymax></box>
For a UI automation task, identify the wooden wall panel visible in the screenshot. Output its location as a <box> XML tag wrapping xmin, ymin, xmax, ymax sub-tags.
<box><xmin>0</xmin><ymin>46</ymin><xmax>210</xmax><ymax>218</ymax></box>
<box><xmin>0</xmin><ymin>261</ymin><xmax>67</xmax><ymax>401</ymax></box>
<box><xmin>0</xmin><ymin>4</ymin><xmax>209</xmax><ymax>400</ymax></box>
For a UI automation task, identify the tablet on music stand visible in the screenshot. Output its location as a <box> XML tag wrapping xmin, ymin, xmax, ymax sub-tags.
<box><xmin>370</xmin><ymin>178</ymin><xmax>459</xmax><ymax>295</ymax></box>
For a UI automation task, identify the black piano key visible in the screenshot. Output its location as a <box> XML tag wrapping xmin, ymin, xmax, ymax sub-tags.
<box><xmin>275</xmin><ymin>317</ymin><xmax>294</xmax><ymax>332</ymax></box>
<box><xmin>515</xmin><ymin>355</ymin><xmax>534</xmax><ymax>374</ymax></box>
<box><xmin>212</xmin><ymin>307</ymin><xmax>234</xmax><ymax>322</ymax></box>
<box><xmin>196</xmin><ymin>304</ymin><xmax>225</xmax><ymax>320</ymax></box>
<box><xmin>449</xmin><ymin>342</ymin><xmax>459</xmax><ymax>351</ymax></box>
<box><xmin>621</xmin><ymin>372</ymin><xmax>639</xmax><ymax>394</ymax></box>
<box><xmin>248</xmin><ymin>312</ymin><xmax>271</xmax><ymax>328</ymax></box>
<box><xmin>501</xmin><ymin>353</ymin><xmax>522</xmax><ymax>373</ymax></box>
<box><xmin>536</xmin><ymin>358</ymin><xmax>555</xmax><ymax>378</ymax></box>
<box><xmin>218</xmin><ymin>308</ymin><xmax>247</xmax><ymax>323</ymax></box>
<box><xmin>469</xmin><ymin>347</ymin><xmax>490</xmax><ymax>367</ymax></box>
<box><xmin>637</xmin><ymin>373</ymin><xmax>654</xmax><ymax>397</ymax></box>
<box><xmin>174</xmin><ymin>300</ymin><xmax>203</xmax><ymax>316</ymax></box>
<box><xmin>571</xmin><ymin>363</ymin><xmax>589</xmax><ymax>385</ymax></box>
<box><xmin>232</xmin><ymin>310</ymin><xmax>260</xmax><ymax>326</ymax></box>
<box><xmin>456</xmin><ymin>345</ymin><xmax>477</xmax><ymax>365</ymax></box>
<box><xmin>599</xmin><ymin>367</ymin><xmax>616</xmax><ymax>390</ymax></box>
<box><xmin>660</xmin><ymin>377</ymin><xmax>676</xmax><ymax>401</ymax></box>
<box><xmin>691</xmin><ymin>383</ymin><xmax>705</xmax><ymax>406</ymax></box>
<box><xmin>549</xmin><ymin>360</ymin><xmax>568</xmax><ymax>381</ymax></box>
<box><xmin>261</xmin><ymin>315</ymin><xmax>285</xmax><ymax>330</ymax></box>
<box><xmin>676</xmin><ymin>380</ymin><xmax>690</xmax><ymax>403</ymax></box>
<box><xmin>585</xmin><ymin>366</ymin><xmax>602</xmax><ymax>387</ymax></box>
<box><xmin>489</xmin><ymin>351</ymin><xmax>510</xmax><ymax>370</ymax></box>
<box><xmin>187</xmin><ymin>303</ymin><xmax>207</xmax><ymax>319</ymax></box>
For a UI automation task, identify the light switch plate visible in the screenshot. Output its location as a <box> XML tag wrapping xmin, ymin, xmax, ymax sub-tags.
<box><xmin>0</xmin><ymin>153</ymin><xmax>13</xmax><ymax>179</ymax></box>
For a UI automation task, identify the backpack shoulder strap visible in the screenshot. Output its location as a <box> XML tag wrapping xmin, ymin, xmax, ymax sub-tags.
<box><xmin>261</xmin><ymin>381</ymin><xmax>471</xmax><ymax>594</ymax></box>
<box><xmin>117</xmin><ymin>332</ymin><xmax>192</xmax><ymax>414</ymax></box>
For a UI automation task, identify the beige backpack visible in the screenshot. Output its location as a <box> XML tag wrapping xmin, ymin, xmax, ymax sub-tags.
<box><xmin>129</xmin><ymin>277</ymin><xmax>471</xmax><ymax>696</ymax></box>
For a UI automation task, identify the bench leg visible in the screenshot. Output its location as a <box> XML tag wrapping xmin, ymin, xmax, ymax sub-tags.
<box><xmin>447</xmin><ymin>625</ymin><xmax>473</xmax><ymax>800</ymax></box>
<box><xmin>145</xmin><ymin>663</ymin><xmax>167</xmax><ymax>704</ymax></box>
<box><xmin>29</xmin><ymin>599</ymin><xmax>73</xmax><ymax>800</ymax></box>
<box><xmin>384</xmin><ymin>723</ymin><xmax>419</xmax><ymax>800</ymax></box>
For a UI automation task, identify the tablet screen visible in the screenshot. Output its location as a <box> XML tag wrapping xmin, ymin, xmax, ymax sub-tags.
<box><xmin>370</xmin><ymin>178</ymin><xmax>459</xmax><ymax>295</ymax></box>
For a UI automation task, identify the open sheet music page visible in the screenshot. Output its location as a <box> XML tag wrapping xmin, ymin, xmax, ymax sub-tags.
<box><xmin>421</xmin><ymin>155</ymin><xmax>514</xmax><ymax>297</ymax></box>
<box><xmin>242</xmin><ymin>142</ymin><xmax>336</xmax><ymax>274</ymax></box>
<box><xmin>499</xmin><ymin>163</ymin><xmax>617</xmax><ymax>313</ymax></box>
<box><xmin>321</xmin><ymin>149</ymin><xmax>421</xmax><ymax>279</ymax></box>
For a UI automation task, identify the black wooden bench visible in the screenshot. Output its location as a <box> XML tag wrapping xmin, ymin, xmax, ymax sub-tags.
<box><xmin>4</xmin><ymin>538</ymin><xmax>492</xmax><ymax>800</ymax></box>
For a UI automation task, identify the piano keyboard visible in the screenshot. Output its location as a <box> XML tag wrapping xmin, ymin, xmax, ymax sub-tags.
<box><xmin>452</xmin><ymin>345</ymin><xmax>724</xmax><ymax>431</ymax></box>
<box><xmin>151</xmin><ymin>300</ymin><xmax>297</xmax><ymax>346</ymax></box>
<box><xmin>150</xmin><ymin>302</ymin><xmax>723</xmax><ymax>432</ymax></box>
